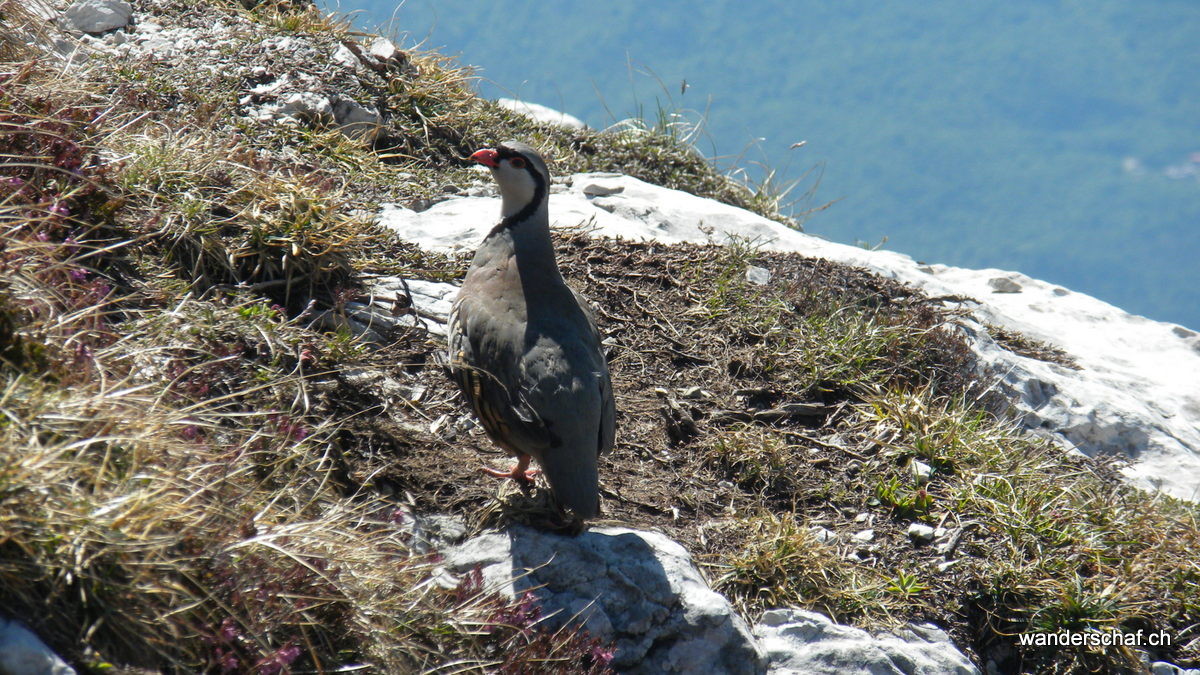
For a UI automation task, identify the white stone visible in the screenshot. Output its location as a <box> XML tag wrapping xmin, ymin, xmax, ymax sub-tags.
<box><xmin>440</xmin><ymin>524</ymin><xmax>765</xmax><ymax>673</ymax></box>
<box><xmin>332</xmin><ymin>42</ymin><xmax>359</xmax><ymax>70</ymax></box>
<box><xmin>911</xmin><ymin>460</ymin><xmax>934</xmax><ymax>484</ymax></box>
<box><xmin>28</xmin><ymin>2</ymin><xmax>58</xmax><ymax>20</ymax></box>
<box><xmin>0</xmin><ymin>616</ymin><xmax>76</xmax><ymax>675</ymax></box>
<box><xmin>377</xmin><ymin>172</ymin><xmax>1200</xmax><ymax>501</ymax></box>
<box><xmin>51</xmin><ymin>37</ymin><xmax>89</xmax><ymax>65</ymax></box>
<box><xmin>496</xmin><ymin>98</ymin><xmax>587</xmax><ymax>130</ymax></box>
<box><xmin>332</xmin><ymin>98</ymin><xmax>383</xmax><ymax>142</ymax></box>
<box><xmin>808</xmin><ymin>526</ymin><xmax>837</xmax><ymax>544</ymax></box>
<box><xmin>852</xmin><ymin>529</ymin><xmax>875</xmax><ymax>543</ymax></box>
<box><xmin>367</xmin><ymin>37</ymin><xmax>400</xmax><ymax>63</ymax></box>
<box><xmin>249</xmin><ymin>76</ymin><xmax>288</xmax><ymax>96</ymax></box>
<box><xmin>746</xmin><ymin>265</ymin><xmax>772</xmax><ymax>285</ymax></box>
<box><xmin>277</xmin><ymin>92</ymin><xmax>333</xmax><ymax>124</ymax></box>
<box><xmin>61</xmin><ymin>0</ymin><xmax>132</xmax><ymax>34</ymax></box>
<box><xmin>359</xmin><ymin>277</ymin><xmax>457</xmax><ymax>337</ymax></box>
<box><xmin>754</xmin><ymin>609</ymin><xmax>978</xmax><ymax>674</ymax></box>
<box><xmin>1151</xmin><ymin>661</ymin><xmax>1200</xmax><ymax>675</ymax></box>
<box><xmin>907</xmin><ymin>523</ymin><xmax>936</xmax><ymax>544</ymax></box>
<box><xmin>582</xmin><ymin>181</ymin><xmax>625</xmax><ymax>197</ymax></box>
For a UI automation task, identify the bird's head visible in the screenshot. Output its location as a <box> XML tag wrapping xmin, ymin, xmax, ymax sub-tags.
<box><xmin>471</xmin><ymin>140</ymin><xmax>550</xmax><ymax>219</ymax></box>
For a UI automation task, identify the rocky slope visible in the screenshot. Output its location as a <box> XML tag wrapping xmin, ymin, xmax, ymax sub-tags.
<box><xmin>382</xmin><ymin>170</ymin><xmax>1200</xmax><ymax>502</ymax></box>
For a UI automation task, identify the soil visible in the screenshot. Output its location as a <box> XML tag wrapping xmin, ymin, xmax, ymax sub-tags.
<box><xmin>317</xmin><ymin>231</ymin><xmax>995</xmax><ymax>635</ymax></box>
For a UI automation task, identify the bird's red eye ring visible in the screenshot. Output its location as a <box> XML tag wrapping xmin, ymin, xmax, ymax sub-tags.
<box><xmin>509</xmin><ymin>157</ymin><xmax>526</xmax><ymax>169</ymax></box>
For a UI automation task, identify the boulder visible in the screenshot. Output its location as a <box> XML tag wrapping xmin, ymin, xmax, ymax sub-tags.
<box><xmin>0</xmin><ymin>616</ymin><xmax>75</xmax><ymax>675</ymax></box>
<box><xmin>753</xmin><ymin>609</ymin><xmax>978</xmax><ymax>675</ymax></box>
<box><xmin>438</xmin><ymin>523</ymin><xmax>766</xmax><ymax>674</ymax></box>
<box><xmin>61</xmin><ymin>0</ymin><xmax>132</xmax><ymax>34</ymax></box>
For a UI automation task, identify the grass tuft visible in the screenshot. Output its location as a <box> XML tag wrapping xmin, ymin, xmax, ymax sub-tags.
<box><xmin>711</xmin><ymin>511</ymin><xmax>879</xmax><ymax>621</ymax></box>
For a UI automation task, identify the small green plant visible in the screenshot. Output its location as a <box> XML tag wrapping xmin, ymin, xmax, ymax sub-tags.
<box><xmin>323</xmin><ymin>325</ymin><xmax>364</xmax><ymax>361</ymax></box>
<box><xmin>885</xmin><ymin>570</ymin><xmax>928</xmax><ymax>597</ymax></box>
<box><xmin>247</xmin><ymin>2</ymin><xmax>350</xmax><ymax>36</ymax></box>
<box><xmin>875</xmin><ymin>476</ymin><xmax>934</xmax><ymax>520</ymax></box>
<box><xmin>1027</xmin><ymin>576</ymin><xmax>1122</xmax><ymax>633</ymax></box>
<box><xmin>236</xmin><ymin>300</ymin><xmax>283</xmax><ymax>323</ymax></box>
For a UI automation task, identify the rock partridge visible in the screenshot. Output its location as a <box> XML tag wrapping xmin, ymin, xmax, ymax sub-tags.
<box><xmin>447</xmin><ymin>141</ymin><xmax>615</xmax><ymax>519</ymax></box>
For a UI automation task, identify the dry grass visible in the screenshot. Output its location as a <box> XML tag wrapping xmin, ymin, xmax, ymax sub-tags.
<box><xmin>710</xmin><ymin>510</ymin><xmax>882</xmax><ymax>621</ymax></box>
<box><xmin>0</xmin><ymin>48</ymin><xmax>613</xmax><ymax>672</ymax></box>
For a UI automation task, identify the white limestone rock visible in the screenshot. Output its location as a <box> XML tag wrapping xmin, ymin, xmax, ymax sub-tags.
<box><xmin>367</xmin><ymin>37</ymin><xmax>403</xmax><ymax>65</ymax></box>
<box><xmin>276</xmin><ymin>91</ymin><xmax>333</xmax><ymax>125</ymax></box>
<box><xmin>497</xmin><ymin>98</ymin><xmax>587</xmax><ymax>130</ymax></box>
<box><xmin>808</xmin><ymin>526</ymin><xmax>837</xmax><ymax>544</ymax></box>
<box><xmin>746</xmin><ymin>265</ymin><xmax>773</xmax><ymax>285</ymax></box>
<box><xmin>754</xmin><ymin>609</ymin><xmax>978</xmax><ymax>675</ymax></box>
<box><xmin>356</xmin><ymin>277</ymin><xmax>456</xmax><ymax>337</ymax></box>
<box><xmin>377</xmin><ymin>172</ymin><xmax>1200</xmax><ymax>501</ymax></box>
<box><xmin>332</xmin><ymin>42</ymin><xmax>359</xmax><ymax>70</ymax></box>
<box><xmin>439</xmin><ymin>524</ymin><xmax>765</xmax><ymax>674</ymax></box>
<box><xmin>331</xmin><ymin>98</ymin><xmax>383</xmax><ymax>142</ymax></box>
<box><xmin>906</xmin><ymin>523</ymin><xmax>937</xmax><ymax>544</ymax></box>
<box><xmin>852</xmin><ymin>529</ymin><xmax>875</xmax><ymax>543</ymax></box>
<box><xmin>910</xmin><ymin>460</ymin><xmax>934</xmax><ymax>484</ymax></box>
<box><xmin>61</xmin><ymin>0</ymin><xmax>131</xmax><ymax>34</ymax></box>
<box><xmin>0</xmin><ymin>616</ymin><xmax>76</xmax><ymax>675</ymax></box>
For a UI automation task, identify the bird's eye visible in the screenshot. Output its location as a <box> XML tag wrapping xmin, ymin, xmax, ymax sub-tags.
<box><xmin>509</xmin><ymin>157</ymin><xmax>526</xmax><ymax>169</ymax></box>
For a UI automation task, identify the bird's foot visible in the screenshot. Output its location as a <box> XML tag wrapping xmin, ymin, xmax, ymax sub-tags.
<box><xmin>480</xmin><ymin>456</ymin><xmax>540</xmax><ymax>482</ymax></box>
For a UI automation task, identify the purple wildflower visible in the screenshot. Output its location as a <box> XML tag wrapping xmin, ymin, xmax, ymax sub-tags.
<box><xmin>486</xmin><ymin>592</ymin><xmax>542</xmax><ymax>634</ymax></box>
<box><xmin>589</xmin><ymin>641</ymin><xmax>616</xmax><ymax>665</ymax></box>
<box><xmin>256</xmin><ymin>642</ymin><xmax>301</xmax><ymax>675</ymax></box>
<box><xmin>215</xmin><ymin>648</ymin><xmax>239</xmax><ymax>672</ymax></box>
<box><xmin>219</xmin><ymin>617</ymin><xmax>240</xmax><ymax>642</ymax></box>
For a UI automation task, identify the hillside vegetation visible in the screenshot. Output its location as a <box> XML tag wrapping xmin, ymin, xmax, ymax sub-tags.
<box><xmin>1</xmin><ymin>1</ymin><xmax>1198</xmax><ymax>673</ymax></box>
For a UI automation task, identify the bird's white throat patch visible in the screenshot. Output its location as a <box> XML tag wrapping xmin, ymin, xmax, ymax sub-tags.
<box><xmin>494</xmin><ymin>165</ymin><xmax>539</xmax><ymax>218</ymax></box>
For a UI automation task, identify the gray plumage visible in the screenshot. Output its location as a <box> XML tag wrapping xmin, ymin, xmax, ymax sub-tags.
<box><xmin>447</xmin><ymin>141</ymin><xmax>615</xmax><ymax>519</ymax></box>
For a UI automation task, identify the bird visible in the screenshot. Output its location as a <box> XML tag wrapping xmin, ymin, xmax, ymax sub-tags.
<box><xmin>447</xmin><ymin>140</ymin><xmax>615</xmax><ymax>520</ymax></box>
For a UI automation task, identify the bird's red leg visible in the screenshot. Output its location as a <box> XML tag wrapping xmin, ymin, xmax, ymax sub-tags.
<box><xmin>481</xmin><ymin>454</ymin><xmax>541</xmax><ymax>482</ymax></box>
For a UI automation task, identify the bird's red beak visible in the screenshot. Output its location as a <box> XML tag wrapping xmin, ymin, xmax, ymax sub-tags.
<box><xmin>470</xmin><ymin>148</ymin><xmax>499</xmax><ymax>168</ymax></box>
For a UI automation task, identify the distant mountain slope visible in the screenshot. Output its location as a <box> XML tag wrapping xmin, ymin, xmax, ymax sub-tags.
<box><xmin>328</xmin><ymin>0</ymin><xmax>1200</xmax><ymax>329</ymax></box>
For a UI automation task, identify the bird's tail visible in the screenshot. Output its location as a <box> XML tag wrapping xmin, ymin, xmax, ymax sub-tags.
<box><xmin>541</xmin><ymin>454</ymin><xmax>600</xmax><ymax>520</ymax></box>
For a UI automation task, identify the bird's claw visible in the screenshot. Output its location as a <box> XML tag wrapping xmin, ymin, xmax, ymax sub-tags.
<box><xmin>480</xmin><ymin>461</ymin><xmax>540</xmax><ymax>482</ymax></box>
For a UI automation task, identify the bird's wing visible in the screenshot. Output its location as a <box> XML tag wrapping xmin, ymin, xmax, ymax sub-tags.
<box><xmin>569</xmin><ymin>287</ymin><xmax>616</xmax><ymax>457</ymax></box>
<box><xmin>449</xmin><ymin>298</ymin><xmax>557</xmax><ymax>455</ymax></box>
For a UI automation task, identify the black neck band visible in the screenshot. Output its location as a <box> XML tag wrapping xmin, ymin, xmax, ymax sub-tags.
<box><xmin>491</xmin><ymin>163</ymin><xmax>547</xmax><ymax>235</ymax></box>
